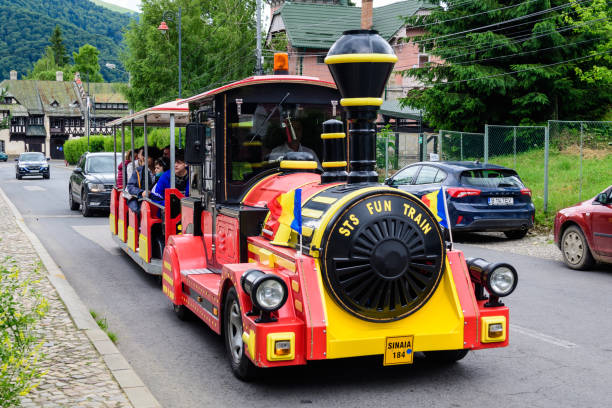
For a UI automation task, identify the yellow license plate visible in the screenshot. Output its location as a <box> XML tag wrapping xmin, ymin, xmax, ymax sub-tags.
<box><xmin>384</xmin><ymin>335</ymin><xmax>414</xmax><ymax>366</ymax></box>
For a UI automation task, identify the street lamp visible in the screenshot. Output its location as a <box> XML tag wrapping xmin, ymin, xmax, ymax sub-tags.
<box><xmin>158</xmin><ymin>8</ymin><xmax>182</xmax><ymax>147</ymax></box>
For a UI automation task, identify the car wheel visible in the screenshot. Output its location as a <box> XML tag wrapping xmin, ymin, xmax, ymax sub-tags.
<box><xmin>81</xmin><ymin>192</ymin><xmax>92</xmax><ymax>217</ymax></box>
<box><xmin>16</xmin><ymin>174</ymin><xmax>21</xmax><ymax>180</ymax></box>
<box><xmin>561</xmin><ymin>225</ymin><xmax>594</xmax><ymax>270</ymax></box>
<box><xmin>424</xmin><ymin>349</ymin><xmax>469</xmax><ymax>363</ymax></box>
<box><xmin>224</xmin><ymin>288</ymin><xmax>258</xmax><ymax>381</ymax></box>
<box><xmin>43</xmin><ymin>172</ymin><xmax>50</xmax><ymax>179</ymax></box>
<box><xmin>69</xmin><ymin>187</ymin><xmax>79</xmax><ymax>210</ymax></box>
<box><xmin>504</xmin><ymin>229</ymin><xmax>528</xmax><ymax>239</ymax></box>
<box><xmin>173</xmin><ymin>304</ymin><xmax>190</xmax><ymax>321</ymax></box>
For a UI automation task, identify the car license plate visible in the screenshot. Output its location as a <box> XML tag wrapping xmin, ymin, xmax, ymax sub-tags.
<box><xmin>488</xmin><ymin>197</ymin><xmax>513</xmax><ymax>206</ymax></box>
<box><xmin>384</xmin><ymin>335</ymin><xmax>414</xmax><ymax>366</ymax></box>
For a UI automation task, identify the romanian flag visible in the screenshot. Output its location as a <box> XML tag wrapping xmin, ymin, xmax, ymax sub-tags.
<box><xmin>420</xmin><ymin>188</ymin><xmax>449</xmax><ymax>229</ymax></box>
<box><xmin>269</xmin><ymin>189</ymin><xmax>302</xmax><ymax>246</ymax></box>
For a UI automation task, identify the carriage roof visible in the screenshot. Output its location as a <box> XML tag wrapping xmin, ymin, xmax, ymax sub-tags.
<box><xmin>107</xmin><ymin>99</ymin><xmax>189</xmax><ymax>127</ymax></box>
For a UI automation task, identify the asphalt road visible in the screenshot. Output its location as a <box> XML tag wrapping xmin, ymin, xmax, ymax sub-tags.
<box><xmin>1</xmin><ymin>161</ymin><xmax>611</xmax><ymax>408</ymax></box>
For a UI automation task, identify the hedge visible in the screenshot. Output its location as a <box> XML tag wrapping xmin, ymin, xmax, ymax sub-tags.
<box><xmin>63</xmin><ymin>129</ymin><xmax>185</xmax><ymax>164</ymax></box>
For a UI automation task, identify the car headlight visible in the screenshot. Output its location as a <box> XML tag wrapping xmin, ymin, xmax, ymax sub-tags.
<box><xmin>89</xmin><ymin>183</ymin><xmax>105</xmax><ymax>192</ymax></box>
<box><xmin>241</xmin><ymin>269</ymin><xmax>288</xmax><ymax>312</ymax></box>
<box><xmin>466</xmin><ymin>258</ymin><xmax>518</xmax><ymax>298</ymax></box>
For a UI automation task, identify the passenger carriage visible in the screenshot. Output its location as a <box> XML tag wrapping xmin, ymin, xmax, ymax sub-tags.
<box><xmin>107</xmin><ymin>30</ymin><xmax>518</xmax><ymax>380</ymax></box>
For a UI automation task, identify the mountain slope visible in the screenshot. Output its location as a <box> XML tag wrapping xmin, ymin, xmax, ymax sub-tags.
<box><xmin>0</xmin><ymin>0</ymin><xmax>136</xmax><ymax>82</ymax></box>
<box><xmin>89</xmin><ymin>0</ymin><xmax>137</xmax><ymax>15</ymax></box>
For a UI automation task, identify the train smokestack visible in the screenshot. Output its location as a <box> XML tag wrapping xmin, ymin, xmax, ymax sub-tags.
<box><xmin>325</xmin><ymin>30</ymin><xmax>397</xmax><ymax>184</ymax></box>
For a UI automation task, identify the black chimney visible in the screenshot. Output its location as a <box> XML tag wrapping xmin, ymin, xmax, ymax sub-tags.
<box><xmin>320</xmin><ymin>119</ymin><xmax>348</xmax><ymax>183</ymax></box>
<box><xmin>325</xmin><ymin>30</ymin><xmax>397</xmax><ymax>184</ymax></box>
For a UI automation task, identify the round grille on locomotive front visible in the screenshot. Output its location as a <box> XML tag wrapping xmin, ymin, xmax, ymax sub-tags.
<box><xmin>308</xmin><ymin>189</ymin><xmax>446</xmax><ymax>323</ymax></box>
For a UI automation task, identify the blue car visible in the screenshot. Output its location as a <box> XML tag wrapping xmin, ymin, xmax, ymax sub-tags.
<box><xmin>385</xmin><ymin>161</ymin><xmax>535</xmax><ymax>239</ymax></box>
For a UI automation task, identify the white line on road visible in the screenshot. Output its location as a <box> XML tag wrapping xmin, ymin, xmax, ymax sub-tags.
<box><xmin>23</xmin><ymin>215</ymin><xmax>83</xmax><ymax>218</ymax></box>
<box><xmin>23</xmin><ymin>186</ymin><xmax>46</xmax><ymax>191</ymax></box>
<box><xmin>510</xmin><ymin>324</ymin><xmax>578</xmax><ymax>348</ymax></box>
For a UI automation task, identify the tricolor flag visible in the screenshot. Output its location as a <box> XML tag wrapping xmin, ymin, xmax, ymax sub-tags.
<box><xmin>420</xmin><ymin>188</ymin><xmax>449</xmax><ymax>229</ymax></box>
<box><xmin>270</xmin><ymin>188</ymin><xmax>302</xmax><ymax>246</ymax></box>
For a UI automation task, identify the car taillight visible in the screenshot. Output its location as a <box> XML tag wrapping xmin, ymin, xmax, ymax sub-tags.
<box><xmin>447</xmin><ymin>187</ymin><xmax>481</xmax><ymax>198</ymax></box>
<box><xmin>521</xmin><ymin>188</ymin><xmax>532</xmax><ymax>197</ymax></box>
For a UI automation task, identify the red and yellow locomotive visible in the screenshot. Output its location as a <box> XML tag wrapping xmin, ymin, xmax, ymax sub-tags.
<box><xmin>109</xmin><ymin>30</ymin><xmax>517</xmax><ymax>380</ymax></box>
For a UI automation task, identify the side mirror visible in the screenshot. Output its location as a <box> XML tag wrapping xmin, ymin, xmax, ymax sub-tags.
<box><xmin>384</xmin><ymin>177</ymin><xmax>393</xmax><ymax>186</ymax></box>
<box><xmin>74</xmin><ymin>167</ymin><xmax>82</xmax><ymax>174</ymax></box>
<box><xmin>185</xmin><ymin>123</ymin><xmax>206</xmax><ymax>165</ymax></box>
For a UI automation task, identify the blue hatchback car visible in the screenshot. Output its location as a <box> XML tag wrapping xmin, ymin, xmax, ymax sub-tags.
<box><xmin>385</xmin><ymin>161</ymin><xmax>535</xmax><ymax>239</ymax></box>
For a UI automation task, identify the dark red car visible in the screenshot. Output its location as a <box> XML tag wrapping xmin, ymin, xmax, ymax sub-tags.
<box><xmin>554</xmin><ymin>185</ymin><xmax>612</xmax><ymax>269</ymax></box>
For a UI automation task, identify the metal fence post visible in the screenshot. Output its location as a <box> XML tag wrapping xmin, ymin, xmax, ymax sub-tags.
<box><xmin>543</xmin><ymin>123</ymin><xmax>550</xmax><ymax>213</ymax></box>
<box><xmin>513</xmin><ymin>127</ymin><xmax>517</xmax><ymax>169</ymax></box>
<box><xmin>385</xmin><ymin>135</ymin><xmax>389</xmax><ymax>179</ymax></box>
<box><xmin>438</xmin><ymin>130</ymin><xmax>443</xmax><ymax>160</ymax></box>
<box><xmin>579</xmin><ymin>122</ymin><xmax>583</xmax><ymax>200</ymax></box>
<box><xmin>460</xmin><ymin>133</ymin><xmax>464</xmax><ymax>160</ymax></box>
<box><xmin>484</xmin><ymin>124</ymin><xmax>489</xmax><ymax>164</ymax></box>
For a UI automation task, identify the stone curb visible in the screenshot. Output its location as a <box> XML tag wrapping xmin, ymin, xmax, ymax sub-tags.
<box><xmin>0</xmin><ymin>186</ymin><xmax>162</xmax><ymax>408</ymax></box>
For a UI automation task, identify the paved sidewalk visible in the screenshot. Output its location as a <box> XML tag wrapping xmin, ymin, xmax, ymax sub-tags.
<box><xmin>0</xmin><ymin>189</ymin><xmax>160</xmax><ymax>407</ymax></box>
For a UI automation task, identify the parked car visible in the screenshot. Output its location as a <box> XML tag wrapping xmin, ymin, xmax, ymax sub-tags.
<box><xmin>554</xmin><ymin>185</ymin><xmax>612</xmax><ymax>270</ymax></box>
<box><xmin>69</xmin><ymin>152</ymin><xmax>118</xmax><ymax>217</ymax></box>
<box><xmin>0</xmin><ymin>151</ymin><xmax>7</xmax><ymax>162</ymax></box>
<box><xmin>385</xmin><ymin>161</ymin><xmax>535</xmax><ymax>239</ymax></box>
<box><xmin>15</xmin><ymin>152</ymin><xmax>50</xmax><ymax>179</ymax></box>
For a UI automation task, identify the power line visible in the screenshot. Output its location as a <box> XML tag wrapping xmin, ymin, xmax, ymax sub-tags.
<box><xmin>430</xmin><ymin>49</ymin><xmax>611</xmax><ymax>86</ymax></box>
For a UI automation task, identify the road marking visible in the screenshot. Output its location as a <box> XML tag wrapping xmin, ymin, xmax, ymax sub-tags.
<box><xmin>510</xmin><ymin>324</ymin><xmax>577</xmax><ymax>348</ymax></box>
<box><xmin>24</xmin><ymin>215</ymin><xmax>83</xmax><ymax>219</ymax></box>
<box><xmin>72</xmin><ymin>225</ymin><xmax>120</xmax><ymax>255</ymax></box>
<box><xmin>24</xmin><ymin>186</ymin><xmax>46</xmax><ymax>191</ymax></box>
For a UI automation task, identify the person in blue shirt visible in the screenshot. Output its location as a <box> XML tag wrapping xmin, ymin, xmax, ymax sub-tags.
<box><xmin>150</xmin><ymin>149</ymin><xmax>189</xmax><ymax>206</ymax></box>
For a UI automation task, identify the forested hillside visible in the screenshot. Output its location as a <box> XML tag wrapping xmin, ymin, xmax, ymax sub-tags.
<box><xmin>0</xmin><ymin>0</ymin><xmax>137</xmax><ymax>82</ymax></box>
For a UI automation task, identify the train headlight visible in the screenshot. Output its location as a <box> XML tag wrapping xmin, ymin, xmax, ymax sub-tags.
<box><xmin>466</xmin><ymin>258</ymin><xmax>518</xmax><ymax>299</ymax></box>
<box><xmin>241</xmin><ymin>269</ymin><xmax>288</xmax><ymax>313</ymax></box>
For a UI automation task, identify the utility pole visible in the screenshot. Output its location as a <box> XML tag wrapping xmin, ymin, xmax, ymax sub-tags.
<box><xmin>255</xmin><ymin>0</ymin><xmax>263</xmax><ymax>75</ymax></box>
<box><xmin>86</xmin><ymin>73</ymin><xmax>90</xmax><ymax>151</ymax></box>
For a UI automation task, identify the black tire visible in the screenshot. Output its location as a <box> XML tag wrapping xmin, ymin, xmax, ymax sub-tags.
<box><xmin>504</xmin><ymin>229</ymin><xmax>528</xmax><ymax>239</ymax></box>
<box><xmin>43</xmin><ymin>173</ymin><xmax>50</xmax><ymax>179</ymax></box>
<box><xmin>561</xmin><ymin>225</ymin><xmax>594</xmax><ymax>270</ymax></box>
<box><xmin>16</xmin><ymin>174</ymin><xmax>22</xmax><ymax>180</ymax></box>
<box><xmin>224</xmin><ymin>288</ymin><xmax>258</xmax><ymax>381</ymax></box>
<box><xmin>81</xmin><ymin>192</ymin><xmax>92</xmax><ymax>217</ymax></box>
<box><xmin>173</xmin><ymin>304</ymin><xmax>189</xmax><ymax>321</ymax></box>
<box><xmin>69</xmin><ymin>187</ymin><xmax>79</xmax><ymax>210</ymax></box>
<box><xmin>424</xmin><ymin>349</ymin><xmax>469</xmax><ymax>363</ymax></box>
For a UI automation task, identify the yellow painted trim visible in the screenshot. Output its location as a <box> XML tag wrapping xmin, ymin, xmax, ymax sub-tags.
<box><xmin>294</xmin><ymin>299</ymin><xmax>303</xmax><ymax>312</ymax></box>
<box><xmin>275</xmin><ymin>256</ymin><xmax>296</xmax><ymax>272</ymax></box>
<box><xmin>311</xmin><ymin>196</ymin><xmax>337</xmax><ymax>205</ymax></box>
<box><xmin>109</xmin><ymin>214</ymin><xmax>116</xmax><ymax>235</ymax></box>
<box><xmin>162</xmin><ymin>272</ymin><xmax>174</xmax><ymax>286</ymax></box>
<box><xmin>302</xmin><ymin>226</ymin><xmax>314</xmax><ymax>237</ymax></box>
<box><xmin>162</xmin><ymin>284</ymin><xmax>175</xmax><ymax>300</ymax></box>
<box><xmin>242</xmin><ymin>141</ymin><xmax>262</xmax><ymax>146</ymax></box>
<box><xmin>267</xmin><ymin>332</ymin><xmax>295</xmax><ymax>361</ymax></box>
<box><xmin>291</xmin><ymin>280</ymin><xmax>300</xmax><ymax>293</ymax></box>
<box><xmin>340</xmin><ymin>97</ymin><xmax>383</xmax><ymax>107</ymax></box>
<box><xmin>481</xmin><ymin>316</ymin><xmax>507</xmax><ymax>343</ymax></box>
<box><xmin>248</xmin><ymin>243</ymin><xmax>296</xmax><ymax>272</ymax></box>
<box><xmin>242</xmin><ymin>329</ymin><xmax>256</xmax><ymax>359</ymax></box>
<box><xmin>302</xmin><ymin>208</ymin><xmax>324</xmax><ymax>219</ymax></box>
<box><xmin>321</xmin><ymin>132</ymin><xmax>346</xmax><ymax>139</ymax></box>
<box><xmin>118</xmin><ymin>219</ymin><xmax>126</xmax><ymax>242</ymax></box>
<box><xmin>322</xmin><ymin>161</ymin><xmax>347</xmax><ymax>168</ymax></box>
<box><xmin>324</xmin><ymin>53</ymin><xmax>398</xmax><ymax>64</ymax></box>
<box><xmin>230</xmin><ymin>121</ymin><xmax>254</xmax><ymax>128</ymax></box>
<box><xmin>139</xmin><ymin>234</ymin><xmax>149</xmax><ymax>261</ymax></box>
<box><xmin>164</xmin><ymin>261</ymin><xmax>172</xmax><ymax>271</ymax></box>
<box><xmin>280</xmin><ymin>160</ymin><xmax>317</xmax><ymax>170</ymax></box>
<box><xmin>127</xmin><ymin>226</ymin><xmax>137</xmax><ymax>251</ymax></box>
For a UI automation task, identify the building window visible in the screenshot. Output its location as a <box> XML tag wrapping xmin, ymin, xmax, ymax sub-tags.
<box><xmin>418</xmin><ymin>54</ymin><xmax>429</xmax><ymax>68</ymax></box>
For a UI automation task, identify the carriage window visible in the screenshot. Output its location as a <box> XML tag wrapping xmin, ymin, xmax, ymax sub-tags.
<box><xmin>226</xmin><ymin>101</ymin><xmax>332</xmax><ymax>201</ymax></box>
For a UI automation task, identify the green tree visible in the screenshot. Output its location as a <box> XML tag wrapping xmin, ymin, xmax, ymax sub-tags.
<box><xmin>49</xmin><ymin>25</ymin><xmax>68</xmax><ymax>66</ymax></box>
<box><xmin>26</xmin><ymin>48</ymin><xmax>65</xmax><ymax>80</ymax></box>
<box><xmin>122</xmin><ymin>0</ymin><xmax>257</xmax><ymax>110</ymax></box>
<box><xmin>73</xmin><ymin>44</ymin><xmax>104</xmax><ymax>82</ymax></box>
<box><xmin>401</xmin><ymin>0</ymin><xmax>612</xmax><ymax>132</ymax></box>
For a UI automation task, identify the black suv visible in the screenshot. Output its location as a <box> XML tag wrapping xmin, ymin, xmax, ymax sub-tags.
<box><xmin>69</xmin><ymin>152</ymin><xmax>118</xmax><ymax>216</ymax></box>
<box><xmin>15</xmin><ymin>152</ymin><xmax>50</xmax><ymax>179</ymax></box>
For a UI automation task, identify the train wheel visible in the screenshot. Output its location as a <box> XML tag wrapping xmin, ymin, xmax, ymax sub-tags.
<box><xmin>173</xmin><ymin>304</ymin><xmax>189</xmax><ymax>321</ymax></box>
<box><xmin>424</xmin><ymin>349</ymin><xmax>469</xmax><ymax>363</ymax></box>
<box><xmin>224</xmin><ymin>288</ymin><xmax>257</xmax><ymax>381</ymax></box>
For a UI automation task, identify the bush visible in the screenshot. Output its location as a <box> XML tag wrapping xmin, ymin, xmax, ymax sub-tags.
<box><xmin>0</xmin><ymin>258</ymin><xmax>47</xmax><ymax>406</ymax></box>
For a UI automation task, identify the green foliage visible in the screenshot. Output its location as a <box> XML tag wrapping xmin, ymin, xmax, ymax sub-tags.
<box><xmin>73</xmin><ymin>44</ymin><xmax>104</xmax><ymax>83</ymax></box>
<box><xmin>122</xmin><ymin>0</ymin><xmax>257</xmax><ymax>110</ymax></box>
<box><xmin>0</xmin><ymin>258</ymin><xmax>48</xmax><ymax>406</ymax></box>
<box><xmin>376</xmin><ymin>124</ymin><xmax>398</xmax><ymax>170</ymax></box>
<box><xmin>49</xmin><ymin>25</ymin><xmax>68</xmax><ymax>67</ymax></box>
<box><xmin>89</xmin><ymin>310</ymin><xmax>118</xmax><ymax>344</ymax></box>
<box><xmin>0</xmin><ymin>0</ymin><xmax>134</xmax><ymax>82</ymax></box>
<box><xmin>402</xmin><ymin>0</ymin><xmax>612</xmax><ymax>132</ymax></box>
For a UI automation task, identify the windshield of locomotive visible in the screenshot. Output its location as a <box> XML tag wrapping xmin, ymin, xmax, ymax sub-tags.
<box><xmin>227</xmin><ymin>101</ymin><xmax>333</xmax><ymax>199</ymax></box>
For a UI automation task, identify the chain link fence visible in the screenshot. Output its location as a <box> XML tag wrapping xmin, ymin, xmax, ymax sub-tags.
<box><xmin>438</xmin><ymin>130</ymin><xmax>485</xmax><ymax>161</ymax></box>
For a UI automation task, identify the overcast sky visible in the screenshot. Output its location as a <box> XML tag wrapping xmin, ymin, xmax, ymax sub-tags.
<box><xmin>100</xmin><ymin>0</ymin><xmax>407</xmax><ymax>13</ymax></box>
